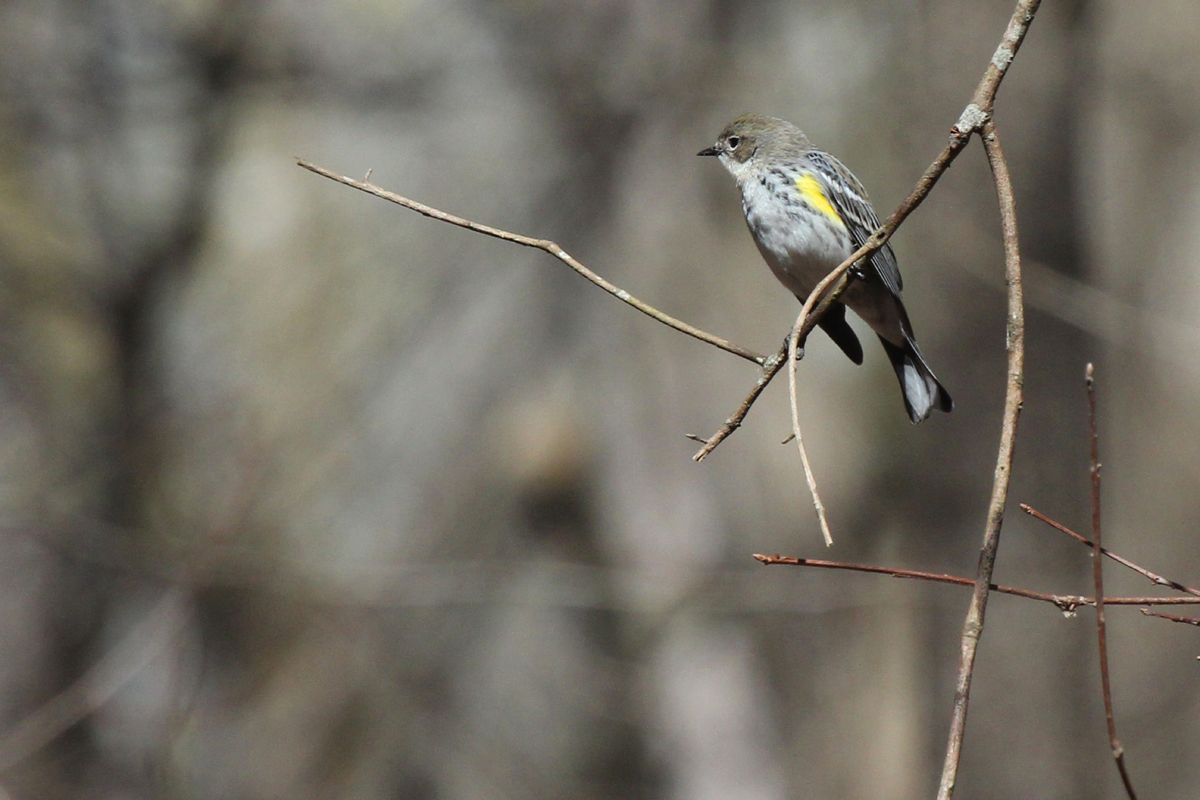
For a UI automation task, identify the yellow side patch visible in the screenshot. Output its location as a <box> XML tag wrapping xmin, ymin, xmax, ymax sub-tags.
<box><xmin>796</xmin><ymin>173</ymin><xmax>845</xmax><ymax>228</ymax></box>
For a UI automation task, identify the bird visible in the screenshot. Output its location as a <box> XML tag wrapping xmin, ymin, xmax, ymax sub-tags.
<box><xmin>698</xmin><ymin>113</ymin><xmax>952</xmax><ymax>423</ymax></box>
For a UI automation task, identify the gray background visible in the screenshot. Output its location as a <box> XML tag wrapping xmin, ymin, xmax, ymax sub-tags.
<box><xmin>0</xmin><ymin>0</ymin><xmax>1197</xmax><ymax>797</ymax></box>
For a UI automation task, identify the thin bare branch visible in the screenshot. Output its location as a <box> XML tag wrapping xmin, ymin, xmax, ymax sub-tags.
<box><xmin>753</xmin><ymin>553</ymin><xmax>1200</xmax><ymax>609</ymax></box>
<box><xmin>1020</xmin><ymin>504</ymin><xmax>1200</xmax><ymax>597</ymax></box>
<box><xmin>685</xmin><ymin>346</ymin><xmax>785</xmax><ymax>452</ymax></box>
<box><xmin>296</xmin><ymin>159</ymin><xmax>764</xmax><ymax>365</ymax></box>
<box><xmin>1088</xmin><ymin>365</ymin><xmax>1139</xmax><ymax>800</ymax></box>
<box><xmin>689</xmin><ymin>275</ymin><xmax>852</xmax><ymax>461</ymax></box>
<box><xmin>937</xmin><ymin>116</ymin><xmax>1026</xmax><ymax>800</ymax></box>
<box><xmin>1140</xmin><ymin>608</ymin><xmax>1200</xmax><ymax>627</ymax></box>
<box><xmin>966</xmin><ymin>0</ymin><xmax>1042</xmax><ymax>115</ymax></box>
<box><xmin>783</xmin><ymin>392</ymin><xmax>831</xmax><ymax>546</ymax></box>
<box><xmin>786</xmin><ymin>271</ymin><xmax>854</xmax><ymax>545</ymax></box>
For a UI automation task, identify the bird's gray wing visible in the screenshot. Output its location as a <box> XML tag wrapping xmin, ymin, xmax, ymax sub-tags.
<box><xmin>805</xmin><ymin>150</ymin><xmax>903</xmax><ymax>297</ymax></box>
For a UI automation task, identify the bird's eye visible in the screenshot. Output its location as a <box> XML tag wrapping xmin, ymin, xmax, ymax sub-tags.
<box><xmin>727</xmin><ymin>135</ymin><xmax>741</xmax><ymax>150</ymax></box>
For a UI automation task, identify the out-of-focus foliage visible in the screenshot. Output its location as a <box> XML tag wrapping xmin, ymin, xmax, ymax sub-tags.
<box><xmin>0</xmin><ymin>0</ymin><xmax>1198</xmax><ymax>797</ymax></box>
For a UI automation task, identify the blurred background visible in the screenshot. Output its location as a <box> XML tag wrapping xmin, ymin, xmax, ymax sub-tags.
<box><xmin>1</xmin><ymin>0</ymin><xmax>1198</xmax><ymax>797</ymax></box>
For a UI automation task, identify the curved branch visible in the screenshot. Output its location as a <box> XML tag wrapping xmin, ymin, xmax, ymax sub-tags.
<box><xmin>690</xmin><ymin>276</ymin><xmax>851</xmax><ymax>461</ymax></box>
<box><xmin>937</xmin><ymin>117</ymin><xmax>1025</xmax><ymax>800</ymax></box>
<box><xmin>296</xmin><ymin>159</ymin><xmax>765</xmax><ymax>365</ymax></box>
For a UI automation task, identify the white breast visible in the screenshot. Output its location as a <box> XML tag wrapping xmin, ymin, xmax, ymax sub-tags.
<box><xmin>739</xmin><ymin>171</ymin><xmax>854</xmax><ymax>300</ymax></box>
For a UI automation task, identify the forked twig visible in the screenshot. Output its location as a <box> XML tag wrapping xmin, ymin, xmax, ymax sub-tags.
<box><xmin>1021</xmin><ymin>504</ymin><xmax>1200</xmax><ymax>597</ymax></box>
<box><xmin>688</xmin><ymin>276</ymin><xmax>852</xmax><ymax>461</ymax></box>
<box><xmin>753</xmin><ymin>553</ymin><xmax>1200</xmax><ymax>609</ymax></box>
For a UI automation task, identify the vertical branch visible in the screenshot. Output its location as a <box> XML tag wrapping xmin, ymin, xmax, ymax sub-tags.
<box><xmin>936</xmin><ymin>119</ymin><xmax>1025</xmax><ymax>800</ymax></box>
<box><xmin>1088</xmin><ymin>365</ymin><xmax>1139</xmax><ymax>800</ymax></box>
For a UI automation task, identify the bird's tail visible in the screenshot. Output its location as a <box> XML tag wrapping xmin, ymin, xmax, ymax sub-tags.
<box><xmin>878</xmin><ymin>336</ymin><xmax>953</xmax><ymax>424</ymax></box>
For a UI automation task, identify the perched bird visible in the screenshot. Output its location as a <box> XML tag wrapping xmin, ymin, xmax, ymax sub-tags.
<box><xmin>699</xmin><ymin>114</ymin><xmax>952</xmax><ymax>423</ymax></box>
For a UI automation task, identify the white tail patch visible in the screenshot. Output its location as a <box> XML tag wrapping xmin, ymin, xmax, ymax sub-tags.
<box><xmin>903</xmin><ymin>362</ymin><xmax>935</xmax><ymax>421</ymax></box>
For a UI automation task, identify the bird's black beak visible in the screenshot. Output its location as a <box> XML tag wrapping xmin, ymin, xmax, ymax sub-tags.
<box><xmin>696</xmin><ymin>145</ymin><xmax>720</xmax><ymax>157</ymax></box>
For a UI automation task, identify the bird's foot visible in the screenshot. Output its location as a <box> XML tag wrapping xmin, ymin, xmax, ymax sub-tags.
<box><xmin>781</xmin><ymin>334</ymin><xmax>806</xmax><ymax>361</ymax></box>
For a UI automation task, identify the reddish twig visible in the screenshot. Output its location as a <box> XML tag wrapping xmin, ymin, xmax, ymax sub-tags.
<box><xmin>753</xmin><ymin>554</ymin><xmax>1200</xmax><ymax>611</ymax></box>
<box><xmin>296</xmin><ymin>159</ymin><xmax>764</xmax><ymax>365</ymax></box>
<box><xmin>1020</xmin><ymin>504</ymin><xmax>1200</xmax><ymax>598</ymax></box>
<box><xmin>1140</xmin><ymin>608</ymin><xmax>1200</xmax><ymax>627</ymax></box>
<box><xmin>1087</xmin><ymin>365</ymin><xmax>1139</xmax><ymax>799</ymax></box>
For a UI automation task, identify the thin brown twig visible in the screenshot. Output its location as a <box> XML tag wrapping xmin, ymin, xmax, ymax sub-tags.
<box><xmin>779</xmin><ymin>222</ymin><xmax>916</xmax><ymax>543</ymax></box>
<box><xmin>1020</xmin><ymin>504</ymin><xmax>1200</xmax><ymax>597</ymax></box>
<box><xmin>937</xmin><ymin>116</ymin><xmax>1027</xmax><ymax>800</ymax></box>
<box><xmin>784</xmin><ymin>384</ymin><xmax>831</xmax><ymax>546</ymax></box>
<box><xmin>688</xmin><ymin>275</ymin><xmax>851</xmax><ymax>460</ymax></box>
<box><xmin>1088</xmin><ymin>365</ymin><xmax>1139</xmax><ymax>800</ymax></box>
<box><xmin>930</xmin><ymin>16</ymin><xmax>1049</xmax><ymax>789</ymax></box>
<box><xmin>1140</xmin><ymin>608</ymin><xmax>1200</xmax><ymax>627</ymax></box>
<box><xmin>1107</xmin><ymin>597</ymin><xmax>1200</xmax><ymax>605</ymax></box>
<box><xmin>786</xmin><ymin>270</ymin><xmax>860</xmax><ymax>545</ymax></box>
<box><xmin>753</xmin><ymin>553</ymin><xmax>1200</xmax><ymax>608</ymax></box>
<box><xmin>685</xmin><ymin>345</ymin><xmax>785</xmax><ymax>450</ymax></box>
<box><xmin>296</xmin><ymin>159</ymin><xmax>764</xmax><ymax>365</ymax></box>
